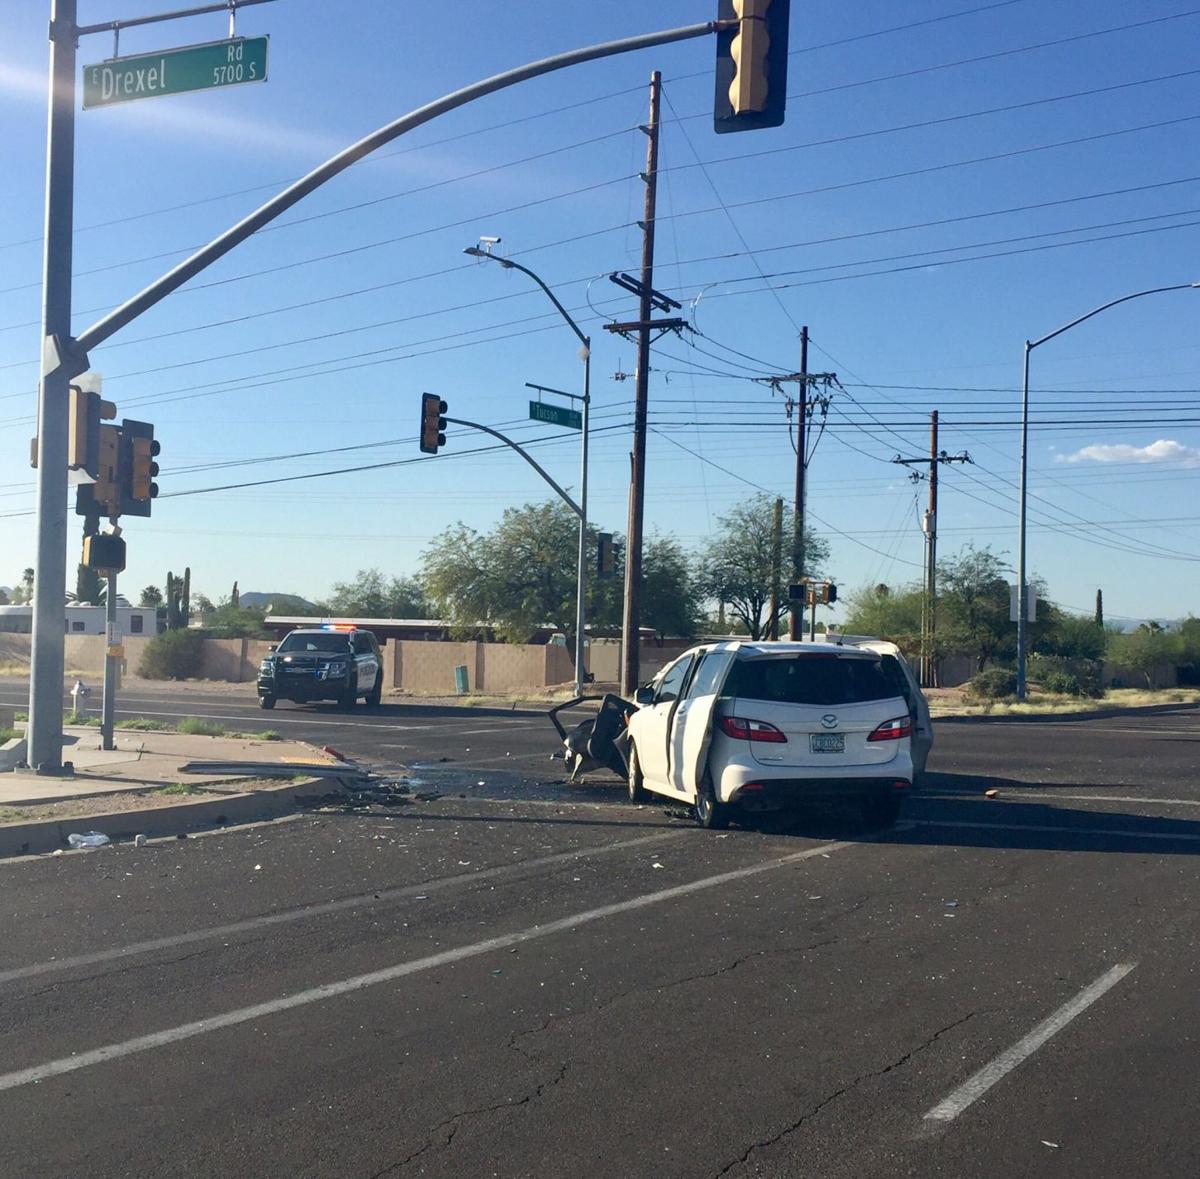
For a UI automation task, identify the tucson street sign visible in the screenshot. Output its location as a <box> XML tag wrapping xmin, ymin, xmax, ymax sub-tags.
<box><xmin>83</xmin><ymin>37</ymin><xmax>269</xmax><ymax>109</ymax></box>
<box><xmin>528</xmin><ymin>401</ymin><xmax>583</xmax><ymax>430</ymax></box>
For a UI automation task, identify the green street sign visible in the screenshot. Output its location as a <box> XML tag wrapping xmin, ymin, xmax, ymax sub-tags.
<box><xmin>529</xmin><ymin>401</ymin><xmax>582</xmax><ymax>431</ymax></box>
<box><xmin>83</xmin><ymin>36</ymin><xmax>269</xmax><ymax>110</ymax></box>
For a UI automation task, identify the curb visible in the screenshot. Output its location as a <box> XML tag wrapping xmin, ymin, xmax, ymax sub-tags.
<box><xmin>0</xmin><ymin>776</ymin><xmax>338</xmax><ymax>859</ymax></box>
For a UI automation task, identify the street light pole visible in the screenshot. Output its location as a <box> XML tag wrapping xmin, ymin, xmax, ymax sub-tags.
<box><xmin>464</xmin><ymin>248</ymin><xmax>592</xmax><ymax>696</ymax></box>
<box><xmin>1016</xmin><ymin>281</ymin><xmax>1199</xmax><ymax>699</ymax></box>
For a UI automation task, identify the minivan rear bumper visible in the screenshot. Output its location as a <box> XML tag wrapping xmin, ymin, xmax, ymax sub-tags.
<box><xmin>716</xmin><ymin>758</ymin><xmax>914</xmax><ymax>805</ymax></box>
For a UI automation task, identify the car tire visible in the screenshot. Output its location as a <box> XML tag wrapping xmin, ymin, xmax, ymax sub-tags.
<box><xmin>860</xmin><ymin>793</ymin><xmax>903</xmax><ymax>829</ymax></box>
<box><xmin>366</xmin><ymin>672</ymin><xmax>382</xmax><ymax>708</ymax></box>
<box><xmin>258</xmin><ymin>695</ymin><xmax>276</xmax><ymax>711</ymax></box>
<box><xmin>340</xmin><ymin>678</ymin><xmax>358</xmax><ymax>710</ymax></box>
<box><xmin>694</xmin><ymin>773</ymin><xmax>729</xmax><ymax>830</ymax></box>
<box><xmin>627</xmin><ymin>742</ymin><xmax>649</xmax><ymax>803</ymax></box>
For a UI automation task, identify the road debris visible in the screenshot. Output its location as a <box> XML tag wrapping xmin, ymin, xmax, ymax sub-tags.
<box><xmin>66</xmin><ymin>832</ymin><xmax>110</xmax><ymax>849</ymax></box>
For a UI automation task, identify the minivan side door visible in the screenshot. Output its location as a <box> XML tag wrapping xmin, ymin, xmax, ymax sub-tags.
<box><xmin>633</xmin><ymin>654</ymin><xmax>694</xmax><ymax>788</ymax></box>
<box><xmin>669</xmin><ymin>649</ymin><xmax>737</xmax><ymax>798</ymax></box>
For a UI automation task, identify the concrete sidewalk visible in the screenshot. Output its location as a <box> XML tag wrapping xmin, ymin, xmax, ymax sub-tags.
<box><xmin>0</xmin><ymin>727</ymin><xmax>346</xmax><ymax>857</ymax></box>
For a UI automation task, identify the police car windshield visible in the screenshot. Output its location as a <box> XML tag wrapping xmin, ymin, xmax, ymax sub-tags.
<box><xmin>277</xmin><ymin>633</ymin><xmax>352</xmax><ymax>654</ymax></box>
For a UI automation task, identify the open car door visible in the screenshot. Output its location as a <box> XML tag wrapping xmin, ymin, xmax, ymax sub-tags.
<box><xmin>669</xmin><ymin>647</ymin><xmax>738</xmax><ymax>798</ymax></box>
<box><xmin>852</xmin><ymin>640</ymin><xmax>933</xmax><ymax>780</ymax></box>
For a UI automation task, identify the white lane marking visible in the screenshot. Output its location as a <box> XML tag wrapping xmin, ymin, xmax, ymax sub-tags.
<box><xmin>960</xmin><ymin>791</ymin><xmax>1200</xmax><ymax>809</ymax></box>
<box><xmin>923</xmin><ymin>963</ymin><xmax>1136</xmax><ymax>1126</ymax></box>
<box><xmin>450</xmin><ymin>724</ymin><xmax>548</xmax><ymax>736</ymax></box>
<box><xmin>911</xmin><ymin>818</ymin><xmax>1200</xmax><ymax>843</ymax></box>
<box><xmin>0</xmin><ymin>815</ymin><xmax>307</xmax><ymax>868</ymax></box>
<box><xmin>0</xmin><ymin>829</ymin><xmax>688</xmax><ymax>987</ymax></box>
<box><xmin>0</xmin><ymin>838</ymin><xmax>857</xmax><ymax>1092</ymax></box>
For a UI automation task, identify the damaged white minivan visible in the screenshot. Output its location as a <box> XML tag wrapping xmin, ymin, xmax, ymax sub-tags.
<box><xmin>623</xmin><ymin>639</ymin><xmax>932</xmax><ymax>830</ymax></box>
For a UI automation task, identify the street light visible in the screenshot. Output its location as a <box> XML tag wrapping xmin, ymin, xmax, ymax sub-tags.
<box><xmin>463</xmin><ymin>245</ymin><xmax>593</xmax><ymax>697</ymax></box>
<box><xmin>1016</xmin><ymin>281</ymin><xmax>1200</xmax><ymax>699</ymax></box>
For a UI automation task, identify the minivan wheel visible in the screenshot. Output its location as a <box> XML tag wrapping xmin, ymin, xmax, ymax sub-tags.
<box><xmin>627</xmin><ymin>743</ymin><xmax>649</xmax><ymax>803</ymax></box>
<box><xmin>694</xmin><ymin>775</ymin><xmax>729</xmax><ymax>830</ymax></box>
<box><xmin>860</xmin><ymin>793</ymin><xmax>903</xmax><ymax>829</ymax></box>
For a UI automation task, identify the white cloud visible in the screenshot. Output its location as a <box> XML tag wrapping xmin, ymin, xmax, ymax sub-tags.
<box><xmin>1056</xmin><ymin>439</ymin><xmax>1200</xmax><ymax>466</ymax></box>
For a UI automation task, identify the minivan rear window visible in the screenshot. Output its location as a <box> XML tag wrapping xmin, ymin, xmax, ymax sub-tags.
<box><xmin>727</xmin><ymin>655</ymin><xmax>898</xmax><ymax>706</ymax></box>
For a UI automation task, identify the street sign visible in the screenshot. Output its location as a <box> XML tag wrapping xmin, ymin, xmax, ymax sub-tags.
<box><xmin>529</xmin><ymin>401</ymin><xmax>582</xmax><ymax>431</ymax></box>
<box><xmin>83</xmin><ymin>37</ymin><xmax>269</xmax><ymax>110</ymax></box>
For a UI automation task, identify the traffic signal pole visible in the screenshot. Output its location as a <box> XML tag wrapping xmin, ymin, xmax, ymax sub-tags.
<box><xmin>28</xmin><ymin>0</ymin><xmax>80</xmax><ymax>772</ymax></box>
<box><xmin>101</xmin><ymin>569</ymin><xmax>117</xmax><ymax>751</ymax></box>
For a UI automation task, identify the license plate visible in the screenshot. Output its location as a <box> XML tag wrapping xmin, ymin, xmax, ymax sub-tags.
<box><xmin>810</xmin><ymin>733</ymin><xmax>845</xmax><ymax>753</ymax></box>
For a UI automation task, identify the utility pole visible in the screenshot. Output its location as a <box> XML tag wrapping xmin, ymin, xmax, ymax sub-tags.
<box><xmin>790</xmin><ymin>326</ymin><xmax>808</xmax><ymax>639</ymax></box>
<box><xmin>768</xmin><ymin>496</ymin><xmax>783</xmax><ymax>640</ymax></box>
<box><xmin>926</xmin><ymin>411</ymin><xmax>940</xmax><ymax>688</ymax></box>
<box><xmin>619</xmin><ymin>71</ymin><xmax>661</xmax><ymax>696</ymax></box>
<box><xmin>893</xmin><ymin>414</ymin><xmax>969</xmax><ymax>688</ymax></box>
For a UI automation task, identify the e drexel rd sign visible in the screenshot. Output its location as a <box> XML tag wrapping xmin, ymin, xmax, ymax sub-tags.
<box><xmin>83</xmin><ymin>36</ymin><xmax>269</xmax><ymax>110</ymax></box>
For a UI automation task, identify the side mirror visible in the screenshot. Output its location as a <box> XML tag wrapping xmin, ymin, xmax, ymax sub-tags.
<box><xmin>268</xmin><ymin>644</ymin><xmax>277</xmax><ymax>652</ymax></box>
<box><xmin>634</xmin><ymin>686</ymin><xmax>655</xmax><ymax>706</ymax></box>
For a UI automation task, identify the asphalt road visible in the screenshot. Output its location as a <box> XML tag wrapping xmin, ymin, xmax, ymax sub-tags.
<box><xmin>2</xmin><ymin>681</ymin><xmax>1200</xmax><ymax>1176</ymax></box>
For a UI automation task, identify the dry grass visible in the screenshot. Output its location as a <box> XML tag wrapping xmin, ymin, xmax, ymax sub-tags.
<box><xmin>932</xmin><ymin>686</ymin><xmax>1200</xmax><ymax>717</ymax></box>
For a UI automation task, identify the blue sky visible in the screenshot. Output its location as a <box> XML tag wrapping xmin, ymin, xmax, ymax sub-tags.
<box><xmin>2</xmin><ymin>0</ymin><xmax>1199</xmax><ymax>623</ymax></box>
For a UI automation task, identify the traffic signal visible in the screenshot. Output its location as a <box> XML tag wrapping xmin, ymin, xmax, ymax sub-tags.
<box><xmin>420</xmin><ymin>393</ymin><xmax>448</xmax><ymax>454</ymax></box>
<box><xmin>117</xmin><ymin>419</ymin><xmax>159</xmax><ymax>517</ymax></box>
<box><xmin>714</xmin><ymin>0</ymin><xmax>791</xmax><ymax>134</ymax></box>
<box><xmin>75</xmin><ymin>423</ymin><xmax>121</xmax><ymax>519</ymax></box>
<box><xmin>821</xmin><ymin>583</ymin><xmax>838</xmax><ymax>605</ymax></box>
<box><xmin>82</xmin><ymin>532</ymin><xmax>126</xmax><ymax>573</ymax></box>
<box><xmin>597</xmin><ymin>532</ymin><xmax>615</xmax><ymax>578</ymax></box>
<box><xmin>131</xmin><ymin>435</ymin><xmax>161</xmax><ymax>500</ymax></box>
<box><xmin>67</xmin><ymin>383</ymin><xmax>117</xmax><ymax>475</ymax></box>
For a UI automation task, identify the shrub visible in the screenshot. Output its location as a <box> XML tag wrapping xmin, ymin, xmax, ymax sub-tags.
<box><xmin>1029</xmin><ymin>654</ymin><xmax>1104</xmax><ymax>698</ymax></box>
<box><xmin>139</xmin><ymin>628</ymin><xmax>204</xmax><ymax>680</ymax></box>
<box><xmin>967</xmin><ymin>667</ymin><xmax>1018</xmax><ymax>699</ymax></box>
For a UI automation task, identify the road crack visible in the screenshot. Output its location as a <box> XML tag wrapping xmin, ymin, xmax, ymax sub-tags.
<box><xmin>712</xmin><ymin>1011</ymin><xmax>982</xmax><ymax>1178</ymax></box>
<box><xmin>506</xmin><ymin>938</ymin><xmax>838</xmax><ymax>1061</ymax></box>
<box><xmin>367</xmin><ymin>1061</ymin><xmax>570</xmax><ymax>1177</ymax></box>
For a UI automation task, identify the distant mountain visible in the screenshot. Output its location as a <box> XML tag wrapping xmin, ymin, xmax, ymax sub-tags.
<box><xmin>239</xmin><ymin>592</ymin><xmax>318</xmax><ymax>613</ymax></box>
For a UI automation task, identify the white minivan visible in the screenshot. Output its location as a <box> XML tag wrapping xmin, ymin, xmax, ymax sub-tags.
<box><xmin>624</xmin><ymin>640</ymin><xmax>933</xmax><ymax>829</ymax></box>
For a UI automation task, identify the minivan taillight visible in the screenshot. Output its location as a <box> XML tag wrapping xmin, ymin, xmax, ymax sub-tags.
<box><xmin>867</xmin><ymin>716</ymin><xmax>912</xmax><ymax>742</ymax></box>
<box><xmin>719</xmin><ymin>716</ymin><xmax>788</xmax><ymax>743</ymax></box>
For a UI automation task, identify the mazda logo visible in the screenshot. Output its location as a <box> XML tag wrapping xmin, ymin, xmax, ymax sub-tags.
<box><xmin>821</xmin><ymin>714</ymin><xmax>838</xmax><ymax>729</ymax></box>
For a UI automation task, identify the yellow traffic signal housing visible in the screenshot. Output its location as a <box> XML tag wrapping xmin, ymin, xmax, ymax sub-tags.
<box><xmin>130</xmin><ymin>435</ymin><xmax>160</xmax><ymax>500</ymax></box>
<box><xmin>67</xmin><ymin>384</ymin><xmax>117</xmax><ymax>474</ymax></box>
<box><xmin>92</xmin><ymin>424</ymin><xmax>121</xmax><ymax>517</ymax></box>
<box><xmin>82</xmin><ymin>532</ymin><xmax>126</xmax><ymax>573</ymax></box>
<box><xmin>420</xmin><ymin>393</ymin><xmax>448</xmax><ymax>454</ymax></box>
<box><xmin>714</xmin><ymin>0</ymin><xmax>791</xmax><ymax>133</ymax></box>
